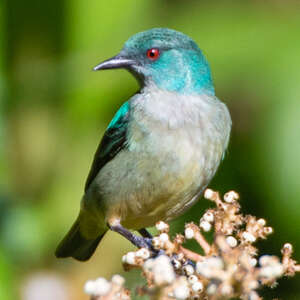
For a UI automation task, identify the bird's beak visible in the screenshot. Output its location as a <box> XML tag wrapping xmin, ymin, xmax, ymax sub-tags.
<box><xmin>93</xmin><ymin>54</ymin><xmax>136</xmax><ymax>71</ymax></box>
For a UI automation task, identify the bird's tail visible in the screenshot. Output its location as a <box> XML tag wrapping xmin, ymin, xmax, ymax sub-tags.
<box><xmin>55</xmin><ymin>216</ymin><xmax>107</xmax><ymax>261</ymax></box>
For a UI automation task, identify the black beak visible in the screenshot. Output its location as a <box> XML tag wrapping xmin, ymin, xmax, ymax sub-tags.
<box><xmin>93</xmin><ymin>54</ymin><xmax>136</xmax><ymax>71</ymax></box>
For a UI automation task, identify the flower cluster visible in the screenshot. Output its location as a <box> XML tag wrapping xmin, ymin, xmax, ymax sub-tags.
<box><xmin>84</xmin><ymin>274</ymin><xmax>130</xmax><ymax>300</ymax></box>
<box><xmin>85</xmin><ymin>189</ymin><xmax>300</xmax><ymax>300</ymax></box>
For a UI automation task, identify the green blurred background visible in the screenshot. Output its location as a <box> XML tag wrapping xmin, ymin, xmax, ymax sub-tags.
<box><xmin>1</xmin><ymin>0</ymin><xmax>300</xmax><ymax>299</ymax></box>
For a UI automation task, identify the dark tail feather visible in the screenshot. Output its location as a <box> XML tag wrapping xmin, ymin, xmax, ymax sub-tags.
<box><xmin>55</xmin><ymin>218</ymin><xmax>106</xmax><ymax>261</ymax></box>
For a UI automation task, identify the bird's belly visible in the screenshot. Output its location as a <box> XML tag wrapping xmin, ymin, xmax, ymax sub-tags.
<box><xmin>90</xmin><ymin>128</ymin><xmax>223</xmax><ymax>230</ymax></box>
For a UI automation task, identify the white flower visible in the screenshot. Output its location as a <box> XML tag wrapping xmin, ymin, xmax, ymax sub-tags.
<box><xmin>264</xmin><ymin>227</ymin><xmax>273</xmax><ymax>235</ymax></box>
<box><xmin>259</xmin><ymin>255</ymin><xmax>283</xmax><ymax>278</ymax></box>
<box><xmin>260</xmin><ymin>265</ymin><xmax>283</xmax><ymax>278</ymax></box>
<box><xmin>259</xmin><ymin>255</ymin><xmax>276</xmax><ymax>266</ymax></box>
<box><xmin>200</xmin><ymin>221</ymin><xmax>212</xmax><ymax>232</ymax></box>
<box><xmin>183</xmin><ymin>264</ymin><xmax>194</xmax><ymax>276</ymax></box>
<box><xmin>136</xmin><ymin>248</ymin><xmax>150</xmax><ymax>259</ymax></box>
<box><xmin>224</xmin><ymin>191</ymin><xmax>239</xmax><ymax>203</ymax></box>
<box><xmin>204</xmin><ymin>189</ymin><xmax>214</xmax><ymax>200</ymax></box>
<box><xmin>192</xmin><ymin>281</ymin><xmax>203</xmax><ymax>292</ymax></box>
<box><xmin>152</xmin><ymin>237</ymin><xmax>163</xmax><ymax>249</ymax></box>
<box><xmin>156</xmin><ymin>221</ymin><xmax>169</xmax><ymax>232</ymax></box>
<box><xmin>185</xmin><ymin>227</ymin><xmax>194</xmax><ymax>239</ymax></box>
<box><xmin>249</xmin><ymin>291</ymin><xmax>260</xmax><ymax>300</ymax></box>
<box><xmin>196</xmin><ymin>257</ymin><xmax>224</xmax><ymax>278</ymax></box>
<box><xmin>187</xmin><ymin>275</ymin><xmax>198</xmax><ymax>284</ymax></box>
<box><xmin>143</xmin><ymin>258</ymin><xmax>154</xmax><ymax>271</ymax></box>
<box><xmin>159</xmin><ymin>233</ymin><xmax>169</xmax><ymax>243</ymax></box>
<box><xmin>250</xmin><ymin>258</ymin><xmax>257</xmax><ymax>267</ymax></box>
<box><xmin>203</xmin><ymin>211</ymin><xmax>214</xmax><ymax>223</ymax></box>
<box><xmin>283</xmin><ymin>243</ymin><xmax>293</xmax><ymax>251</ymax></box>
<box><xmin>173</xmin><ymin>259</ymin><xmax>181</xmax><ymax>269</ymax></box>
<box><xmin>206</xmin><ymin>283</ymin><xmax>217</xmax><ymax>295</ymax></box>
<box><xmin>242</xmin><ymin>231</ymin><xmax>256</xmax><ymax>243</ymax></box>
<box><xmin>220</xmin><ymin>284</ymin><xmax>232</xmax><ymax>295</ymax></box>
<box><xmin>226</xmin><ymin>236</ymin><xmax>238</xmax><ymax>247</ymax></box>
<box><xmin>84</xmin><ymin>280</ymin><xmax>96</xmax><ymax>295</ymax></box>
<box><xmin>111</xmin><ymin>274</ymin><xmax>125</xmax><ymax>286</ymax></box>
<box><xmin>152</xmin><ymin>255</ymin><xmax>175</xmax><ymax>285</ymax></box>
<box><xmin>124</xmin><ymin>252</ymin><xmax>136</xmax><ymax>265</ymax></box>
<box><xmin>84</xmin><ymin>277</ymin><xmax>111</xmax><ymax>296</ymax></box>
<box><xmin>257</xmin><ymin>218</ymin><xmax>266</xmax><ymax>226</ymax></box>
<box><xmin>248</xmin><ymin>280</ymin><xmax>259</xmax><ymax>289</ymax></box>
<box><xmin>174</xmin><ymin>279</ymin><xmax>190</xmax><ymax>299</ymax></box>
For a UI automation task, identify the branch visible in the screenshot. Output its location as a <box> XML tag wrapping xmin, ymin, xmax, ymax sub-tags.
<box><xmin>84</xmin><ymin>189</ymin><xmax>300</xmax><ymax>300</ymax></box>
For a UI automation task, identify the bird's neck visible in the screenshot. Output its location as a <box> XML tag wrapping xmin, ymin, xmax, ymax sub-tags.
<box><xmin>132</xmin><ymin>86</ymin><xmax>220</xmax><ymax>129</ymax></box>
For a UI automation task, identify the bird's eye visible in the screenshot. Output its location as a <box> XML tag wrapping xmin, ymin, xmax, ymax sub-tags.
<box><xmin>146</xmin><ymin>48</ymin><xmax>160</xmax><ymax>61</ymax></box>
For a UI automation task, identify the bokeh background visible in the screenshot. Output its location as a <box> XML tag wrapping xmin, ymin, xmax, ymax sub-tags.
<box><xmin>1</xmin><ymin>0</ymin><xmax>300</xmax><ymax>299</ymax></box>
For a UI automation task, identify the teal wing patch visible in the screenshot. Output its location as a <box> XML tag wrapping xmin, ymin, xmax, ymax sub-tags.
<box><xmin>84</xmin><ymin>101</ymin><xmax>130</xmax><ymax>192</ymax></box>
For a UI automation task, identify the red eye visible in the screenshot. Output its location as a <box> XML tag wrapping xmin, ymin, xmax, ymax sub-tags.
<box><xmin>146</xmin><ymin>48</ymin><xmax>160</xmax><ymax>61</ymax></box>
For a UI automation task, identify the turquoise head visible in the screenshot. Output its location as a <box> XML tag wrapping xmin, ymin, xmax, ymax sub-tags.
<box><xmin>94</xmin><ymin>28</ymin><xmax>215</xmax><ymax>95</ymax></box>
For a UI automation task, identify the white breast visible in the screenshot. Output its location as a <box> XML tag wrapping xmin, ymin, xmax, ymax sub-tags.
<box><xmin>88</xmin><ymin>87</ymin><xmax>231</xmax><ymax>229</ymax></box>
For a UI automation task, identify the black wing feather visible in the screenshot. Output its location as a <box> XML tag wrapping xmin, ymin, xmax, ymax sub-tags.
<box><xmin>84</xmin><ymin>104</ymin><xmax>129</xmax><ymax>192</ymax></box>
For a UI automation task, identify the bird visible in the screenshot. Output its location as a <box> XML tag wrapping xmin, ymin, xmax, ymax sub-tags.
<box><xmin>55</xmin><ymin>28</ymin><xmax>231</xmax><ymax>261</ymax></box>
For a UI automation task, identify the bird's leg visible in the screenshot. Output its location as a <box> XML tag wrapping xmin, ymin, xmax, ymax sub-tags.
<box><xmin>109</xmin><ymin>221</ymin><xmax>153</xmax><ymax>249</ymax></box>
<box><xmin>109</xmin><ymin>222</ymin><xmax>195</xmax><ymax>266</ymax></box>
<box><xmin>138</xmin><ymin>228</ymin><xmax>153</xmax><ymax>238</ymax></box>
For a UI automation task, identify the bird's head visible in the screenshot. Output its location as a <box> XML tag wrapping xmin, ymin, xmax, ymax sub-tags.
<box><xmin>94</xmin><ymin>28</ymin><xmax>214</xmax><ymax>95</ymax></box>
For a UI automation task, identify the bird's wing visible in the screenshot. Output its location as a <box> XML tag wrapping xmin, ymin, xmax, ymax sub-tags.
<box><xmin>84</xmin><ymin>101</ymin><xmax>130</xmax><ymax>192</ymax></box>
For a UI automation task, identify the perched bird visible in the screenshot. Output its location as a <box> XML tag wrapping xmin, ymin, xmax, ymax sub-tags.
<box><xmin>55</xmin><ymin>28</ymin><xmax>231</xmax><ymax>261</ymax></box>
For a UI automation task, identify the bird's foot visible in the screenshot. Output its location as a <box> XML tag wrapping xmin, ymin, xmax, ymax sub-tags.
<box><xmin>109</xmin><ymin>223</ymin><xmax>155</xmax><ymax>250</ymax></box>
<box><xmin>109</xmin><ymin>223</ymin><xmax>195</xmax><ymax>266</ymax></box>
<box><xmin>132</xmin><ymin>236</ymin><xmax>154</xmax><ymax>250</ymax></box>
